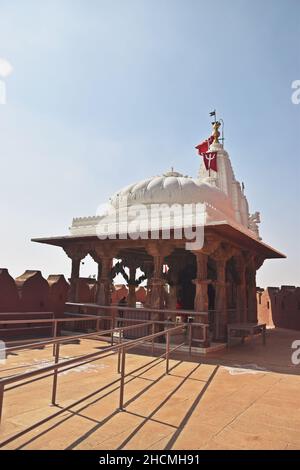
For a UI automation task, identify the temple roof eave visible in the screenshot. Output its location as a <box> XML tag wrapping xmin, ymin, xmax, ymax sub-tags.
<box><xmin>31</xmin><ymin>222</ymin><xmax>286</xmax><ymax>260</ymax></box>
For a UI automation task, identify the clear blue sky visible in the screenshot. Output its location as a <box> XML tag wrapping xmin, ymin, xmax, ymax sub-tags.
<box><xmin>0</xmin><ymin>0</ymin><xmax>299</xmax><ymax>287</ymax></box>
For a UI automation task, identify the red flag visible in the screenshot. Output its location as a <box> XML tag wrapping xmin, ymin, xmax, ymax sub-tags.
<box><xmin>195</xmin><ymin>135</ymin><xmax>214</xmax><ymax>155</ymax></box>
<box><xmin>202</xmin><ymin>152</ymin><xmax>217</xmax><ymax>172</ymax></box>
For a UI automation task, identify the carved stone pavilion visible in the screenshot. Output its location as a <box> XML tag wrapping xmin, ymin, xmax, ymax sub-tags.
<box><xmin>32</xmin><ymin>122</ymin><xmax>285</xmax><ymax>343</ymax></box>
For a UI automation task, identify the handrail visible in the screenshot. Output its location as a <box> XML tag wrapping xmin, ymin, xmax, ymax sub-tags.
<box><xmin>1</xmin><ymin>321</ymin><xmax>151</xmax><ymax>354</ymax></box>
<box><xmin>0</xmin><ymin>302</ymin><xmax>212</xmax><ymax>426</ymax></box>
<box><xmin>0</xmin><ymin>315</ymin><xmax>100</xmax><ymax>325</ymax></box>
<box><xmin>0</xmin><ymin>309</ymin><xmax>209</xmax><ymax>364</ymax></box>
<box><xmin>0</xmin><ymin>323</ymin><xmax>185</xmax><ymax>424</ymax></box>
<box><xmin>0</xmin><ymin>312</ymin><xmax>54</xmax><ymax>316</ymax></box>
<box><xmin>1</xmin><ymin>324</ymin><xmax>177</xmax><ymax>386</ymax></box>
<box><xmin>67</xmin><ymin>302</ymin><xmax>237</xmax><ymax>315</ymax></box>
<box><xmin>64</xmin><ymin>312</ymin><xmax>209</xmax><ymax>328</ymax></box>
<box><xmin>66</xmin><ymin>302</ymin><xmax>210</xmax><ymax>317</ymax></box>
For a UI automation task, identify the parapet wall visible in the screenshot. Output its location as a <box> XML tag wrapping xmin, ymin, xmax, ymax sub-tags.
<box><xmin>0</xmin><ymin>269</ymin><xmax>147</xmax><ymax>316</ymax></box>
<box><xmin>257</xmin><ymin>285</ymin><xmax>300</xmax><ymax>330</ymax></box>
<box><xmin>0</xmin><ymin>269</ymin><xmax>70</xmax><ymax>316</ymax></box>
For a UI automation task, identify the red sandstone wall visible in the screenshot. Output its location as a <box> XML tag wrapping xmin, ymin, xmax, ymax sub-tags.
<box><xmin>257</xmin><ymin>286</ymin><xmax>300</xmax><ymax>330</ymax></box>
<box><xmin>0</xmin><ymin>268</ymin><xmax>20</xmax><ymax>312</ymax></box>
<box><xmin>111</xmin><ymin>284</ymin><xmax>128</xmax><ymax>304</ymax></box>
<box><xmin>47</xmin><ymin>275</ymin><xmax>70</xmax><ymax>317</ymax></box>
<box><xmin>0</xmin><ymin>270</ymin><xmax>71</xmax><ymax>340</ymax></box>
<box><xmin>136</xmin><ymin>286</ymin><xmax>147</xmax><ymax>304</ymax></box>
<box><xmin>110</xmin><ymin>285</ymin><xmax>147</xmax><ymax>305</ymax></box>
<box><xmin>15</xmin><ymin>270</ymin><xmax>50</xmax><ymax>312</ymax></box>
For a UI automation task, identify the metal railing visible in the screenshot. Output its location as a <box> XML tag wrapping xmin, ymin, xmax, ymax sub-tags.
<box><xmin>0</xmin><ymin>304</ymin><xmax>211</xmax><ymax>427</ymax></box>
<box><xmin>0</xmin><ymin>321</ymin><xmax>186</xmax><ymax>425</ymax></box>
<box><xmin>0</xmin><ymin>314</ymin><xmax>105</xmax><ymax>354</ymax></box>
<box><xmin>66</xmin><ymin>302</ymin><xmax>211</xmax><ymax>319</ymax></box>
<box><xmin>66</xmin><ymin>302</ymin><xmax>213</xmax><ymax>345</ymax></box>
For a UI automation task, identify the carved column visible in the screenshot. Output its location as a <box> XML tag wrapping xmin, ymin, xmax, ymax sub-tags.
<box><xmin>193</xmin><ymin>252</ymin><xmax>209</xmax><ymax>313</ymax></box>
<box><xmin>215</xmin><ymin>258</ymin><xmax>227</xmax><ymax>340</ymax></box>
<box><xmin>236</xmin><ymin>255</ymin><xmax>247</xmax><ymax>323</ymax></box>
<box><xmin>148</xmin><ymin>248</ymin><xmax>166</xmax><ymax>310</ymax></box>
<box><xmin>245</xmin><ymin>255</ymin><xmax>262</xmax><ymax>323</ymax></box>
<box><xmin>122</xmin><ymin>255</ymin><xmax>140</xmax><ymax>308</ymax></box>
<box><xmin>211</xmin><ymin>244</ymin><xmax>235</xmax><ymax>341</ymax></box>
<box><xmin>92</xmin><ymin>246</ymin><xmax>115</xmax><ymax>306</ymax></box>
<box><xmin>146</xmin><ymin>243</ymin><xmax>173</xmax><ymax>332</ymax></box>
<box><xmin>64</xmin><ymin>244</ymin><xmax>88</xmax><ymax>302</ymax></box>
<box><xmin>140</xmin><ymin>260</ymin><xmax>154</xmax><ymax>307</ymax></box>
<box><xmin>191</xmin><ymin>251</ymin><xmax>210</xmax><ymax>346</ymax></box>
<box><xmin>191</xmin><ymin>236</ymin><xmax>220</xmax><ymax>343</ymax></box>
<box><xmin>97</xmin><ymin>256</ymin><xmax>113</xmax><ymax>306</ymax></box>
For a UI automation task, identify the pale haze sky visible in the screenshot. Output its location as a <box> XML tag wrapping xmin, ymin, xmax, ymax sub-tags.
<box><xmin>0</xmin><ymin>0</ymin><xmax>299</xmax><ymax>287</ymax></box>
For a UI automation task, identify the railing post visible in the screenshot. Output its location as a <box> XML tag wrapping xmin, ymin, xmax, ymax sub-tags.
<box><xmin>111</xmin><ymin>310</ymin><xmax>116</xmax><ymax>345</ymax></box>
<box><xmin>52</xmin><ymin>321</ymin><xmax>58</xmax><ymax>357</ymax></box>
<box><xmin>188</xmin><ymin>323</ymin><xmax>192</xmax><ymax>356</ymax></box>
<box><xmin>117</xmin><ymin>328</ymin><xmax>123</xmax><ymax>374</ymax></box>
<box><xmin>151</xmin><ymin>322</ymin><xmax>155</xmax><ymax>356</ymax></box>
<box><xmin>118</xmin><ymin>347</ymin><xmax>126</xmax><ymax>411</ymax></box>
<box><xmin>166</xmin><ymin>331</ymin><xmax>170</xmax><ymax>374</ymax></box>
<box><xmin>51</xmin><ymin>312</ymin><xmax>55</xmax><ymax>342</ymax></box>
<box><xmin>0</xmin><ymin>383</ymin><xmax>4</xmax><ymax>425</ymax></box>
<box><xmin>51</xmin><ymin>342</ymin><xmax>60</xmax><ymax>406</ymax></box>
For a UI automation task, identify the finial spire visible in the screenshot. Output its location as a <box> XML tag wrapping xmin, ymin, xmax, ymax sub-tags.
<box><xmin>209</xmin><ymin>110</ymin><xmax>224</xmax><ymax>145</ymax></box>
<box><xmin>212</xmin><ymin>120</ymin><xmax>221</xmax><ymax>144</ymax></box>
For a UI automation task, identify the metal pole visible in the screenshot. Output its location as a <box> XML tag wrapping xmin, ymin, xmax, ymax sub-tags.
<box><xmin>51</xmin><ymin>312</ymin><xmax>55</xmax><ymax>344</ymax></box>
<box><xmin>189</xmin><ymin>323</ymin><xmax>192</xmax><ymax>356</ymax></box>
<box><xmin>118</xmin><ymin>347</ymin><xmax>126</xmax><ymax>411</ymax></box>
<box><xmin>52</xmin><ymin>321</ymin><xmax>58</xmax><ymax>357</ymax></box>
<box><xmin>111</xmin><ymin>311</ymin><xmax>116</xmax><ymax>345</ymax></box>
<box><xmin>151</xmin><ymin>322</ymin><xmax>155</xmax><ymax>356</ymax></box>
<box><xmin>117</xmin><ymin>329</ymin><xmax>122</xmax><ymax>374</ymax></box>
<box><xmin>0</xmin><ymin>383</ymin><xmax>4</xmax><ymax>425</ymax></box>
<box><xmin>166</xmin><ymin>331</ymin><xmax>170</xmax><ymax>374</ymax></box>
<box><xmin>51</xmin><ymin>342</ymin><xmax>60</xmax><ymax>406</ymax></box>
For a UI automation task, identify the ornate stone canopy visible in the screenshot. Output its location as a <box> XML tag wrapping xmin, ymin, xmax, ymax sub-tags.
<box><xmin>31</xmin><ymin>127</ymin><xmax>285</xmax><ymax>344</ymax></box>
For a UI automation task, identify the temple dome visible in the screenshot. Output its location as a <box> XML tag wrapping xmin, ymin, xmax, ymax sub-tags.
<box><xmin>109</xmin><ymin>170</ymin><xmax>236</xmax><ymax>220</ymax></box>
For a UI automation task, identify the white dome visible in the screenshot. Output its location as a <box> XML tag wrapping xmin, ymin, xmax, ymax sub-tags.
<box><xmin>110</xmin><ymin>170</ymin><xmax>236</xmax><ymax>219</ymax></box>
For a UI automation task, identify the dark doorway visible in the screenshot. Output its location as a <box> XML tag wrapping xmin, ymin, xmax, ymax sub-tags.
<box><xmin>178</xmin><ymin>262</ymin><xmax>196</xmax><ymax>310</ymax></box>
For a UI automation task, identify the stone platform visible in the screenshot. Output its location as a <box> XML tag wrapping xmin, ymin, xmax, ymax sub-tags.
<box><xmin>0</xmin><ymin>328</ymin><xmax>300</xmax><ymax>450</ymax></box>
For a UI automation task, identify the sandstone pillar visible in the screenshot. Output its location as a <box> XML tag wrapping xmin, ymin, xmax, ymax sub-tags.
<box><xmin>236</xmin><ymin>256</ymin><xmax>247</xmax><ymax>323</ymax></box>
<box><xmin>64</xmin><ymin>245</ymin><xmax>88</xmax><ymax>302</ymax></box>
<box><xmin>70</xmin><ymin>258</ymin><xmax>81</xmax><ymax>302</ymax></box>
<box><xmin>246</xmin><ymin>262</ymin><xmax>258</xmax><ymax>323</ymax></box>
<box><xmin>193</xmin><ymin>252</ymin><xmax>209</xmax><ymax>313</ymax></box>
<box><xmin>97</xmin><ymin>256</ymin><xmax>113</xmax><ymax>306</ymax></box>
<box><xmin>215</xmin><ymin>259</ymin><xmax>227</xmax><ymax>341</ymax></box>
<box><xmin>192</xmin><ymin>251</ymin><xmax>210</xmax><ymax>345</ymax></box>
<box><xmin>123</xmin><ymin>257</ymin><xmax>139</xmax><ymax>308</ymax></box>
<box><xmin>146</xmin><ymin>243</ymin><xmax>173</xmax><ymax>332</ymax></box>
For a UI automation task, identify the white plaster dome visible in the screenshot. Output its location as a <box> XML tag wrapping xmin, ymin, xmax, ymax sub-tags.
<box><xmin>110</xmin><ymin>170</ymin><xmax>236</xmax><ymax>220</ymax></box>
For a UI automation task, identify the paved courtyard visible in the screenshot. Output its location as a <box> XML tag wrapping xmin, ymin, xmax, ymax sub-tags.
<box><xmin>0</xmin><ymin>328</ymin><xmax>300</xmax><ymax>450</ymax></box>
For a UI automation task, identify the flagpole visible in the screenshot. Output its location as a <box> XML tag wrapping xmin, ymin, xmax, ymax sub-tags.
<box><xmin>209</xmin><ymin>110</ymin><xmax>216</xmax><ymax>177</ymax></box>
<box><xmin>220</xmin><ymin>118</ymin><xmax>224</xmax><ymax>145</ymax></box>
